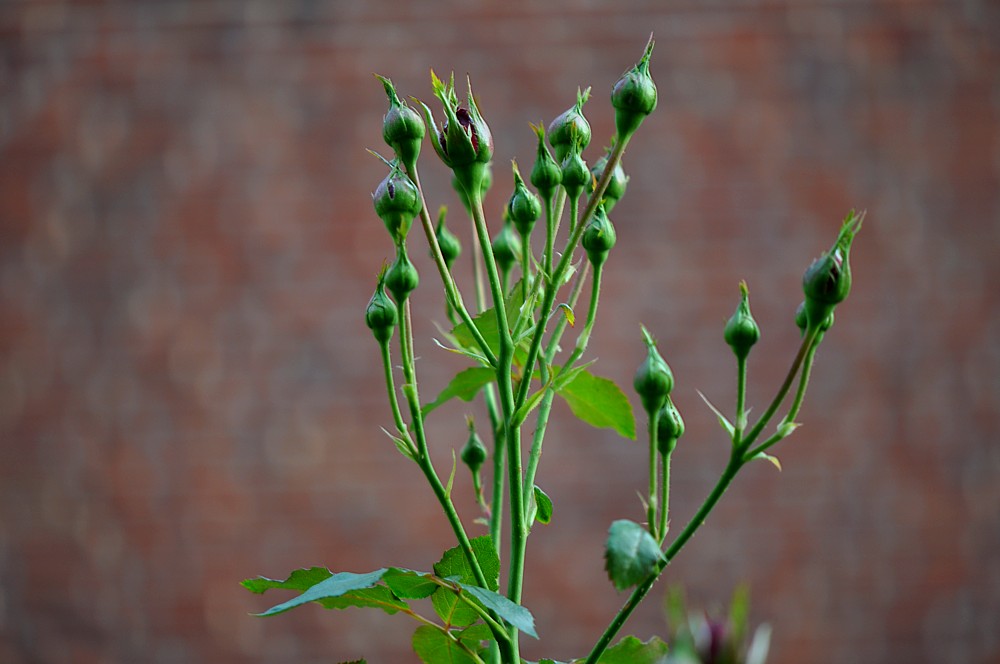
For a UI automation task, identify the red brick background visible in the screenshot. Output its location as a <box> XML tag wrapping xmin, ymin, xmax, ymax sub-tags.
<box><xmin>2</xmin><ymin>1</ymin><xmax>999</xmax><ymax>663</ymax></box>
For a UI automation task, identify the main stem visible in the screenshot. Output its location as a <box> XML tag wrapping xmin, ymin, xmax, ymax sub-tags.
<box><xmin>464</xmin><ymin>179</ymin><xmax>524</xmax><ymax>661</ymax></box>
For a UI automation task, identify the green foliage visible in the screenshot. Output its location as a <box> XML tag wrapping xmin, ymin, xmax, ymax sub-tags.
<box><xmin>423</xmin><ymin>367</ymin><xmax>497</xmax><ymax>417</ymax></box>
<box><xmin>412</xmin><ymin>625</ymin><xmax>481</xmax><ymax>664</ymax></box>
<box><xmin>604</xmin><ymin>520</ymin><xmax>663</xmax><ymax>592</ymax></box>
<box><xmin>556</xmin><ymin>370</ymin><xmax>636</xmax><ymax>439</ymax></box>
<box><xmin>589</xmin><ymin>635</ymin><xmax>669</xmax><ymax>664</ymax></box>
<box><xmin>244</xmin><ymin>569</ymin><xmax>389</xmax><ymax>617</ymax></box>
<box><xmin>532</xmin><ymin>485</ymin><xmax>553</xmax><ymax>525</ymax></box>
<box><xmin>434</xmin><ymin>536</ymin><xmax>500</xmax><ymax>591</ymax></box>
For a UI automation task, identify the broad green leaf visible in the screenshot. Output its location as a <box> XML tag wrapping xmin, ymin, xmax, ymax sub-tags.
<box><xmin>412</xmin><ymin>625</ymin><xmax>479</xmax><ymax>664</ymax></box>
<box><xmin>556</xmin><ymin>371</ymin><xmax>636</xmax><ymax>440</ymax></box>
<box><xmin>383</xmin><ymin>568</ymin><xmax>439</xmax><ymax>599</ymax></box>
<box><xmin>457</xmin><ymin>622</ymin><xmax>493</xmax><ymax>646</ymax></box>
<box><xmin>431</xmin><ymin>585</ymin><xmax>480</xmax><ymax>627</ymax></box>
<box><xmin>457</xmin><ymin>582</ymin><xmax>538</xmax><ymax>639</ymax></box>
<box><xmin>591</xmin><ymin>635</ymin><xmax>669</xmax><ymax>663</ymax></box>
<box><xmin>451</xmin><ymin>283</ymin><xmax>526</xmax><ymax>359</ymax></box>
<box><xmin>321</xmin><ymin>585</ymin><xmax>407</xmax><ymax>615</ymax></box>
<box><xmin>533</xmin><ymin>485</ymin><xmax>553</xmax><ymax>525</ymax></box>
<box><xmin>604</xmin><ymin>520</ymin><xmax>663</xmax><ymax>592</ymax></box>
<box><xmin>434</xmin><ymin>536</ymin><xmax>500</xmax><ymax>591</ymax></box>
<box><xmin>550</xmin><ymin>360</ymin><xmax>596</xmax><ymax>393</ymax></box>
<box><xmin>242</xmin><ymin>567</ymin><xmax>331</xmax><ymax>594</ymax></box>
<box><xmin>251</xmin><ymin>569</ymin><xmax>388</xmax><ymax>617</ymax></box>
<box><xmin>422</xmin><ymin>367</ymin><xmax>496</xmax><ymax>417</ymax></box>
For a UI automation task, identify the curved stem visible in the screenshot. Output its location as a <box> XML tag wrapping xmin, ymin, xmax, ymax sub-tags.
<box><xmin>740</xmin><ymin>327</ymin><xmax>819</xmax><ymax>451</ymax></box>
<box><xmin>408</xmin><ymin>166</ymin><xmax>496</xmax><ymax>366</ymax></box>
<box><xmin>377</xmin><ymin>340</ymin><xmax>415</xmax><ymax>452</ymax></box>
<box><xmin>396</xmin><ymin>298</ymin><xmax>491</xmax><ymax>595</ymax></box>
<box><xmin>585</xmin><ymin>452</ymin><xmax>744</xmax><ymax>664</ymax></box>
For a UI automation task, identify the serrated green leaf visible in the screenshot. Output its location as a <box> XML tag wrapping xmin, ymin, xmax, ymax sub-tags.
<box><xmin>412</xmin><ymin>625</ymin><xmax>479</xmax><ymax>664</ymax></box>
<box><xmin>251</xmin><ymin>569</ymin><xmax>388</xmax><ymax>617</ymax></box>
<box><xmin>556</xmin><ymin>371</ymin><xmax>636</xmax><ymax>439</ymax></box>
<box><xmin>431</xmin><ymin>585</ymin><xmax>480</xmax><ymax>627</ymax></box>
<box><xmin>550</xmin><ymin>359</ymin><xmax>596</xmax><ymax>393</ymax></box>
<box><xmin>321</xmin><ymin>585</ymin><xmax>408</xmax><ymax>615</ymax></box>
<box><xmin>241</xmin><ymin>567</ymin><xmax>332</xmax><ymax>594</ymax></box>
<box><xmin>422</xmin><ymin>367</ymin><xmax>496</xmax><ymax>417</ymax></box>
<box><xmin>434</xmin><ymin>536</ymin><xmax>500</xmax><ymax>591</ymax></box>
<box><xmin>451</xmin><ymin>282</ymin><xmax>526</xmax><ymax>359</ymax></box>
<box><xmin>457</xmin><ymin>583</ymin><xmax>538</xmax><ymax>639</ymax></box>
<box><xmin>697</xmin><ymin>389</ymin><xmax>735</xmax><ymax>438</ymax></box>
<box><xmin>604</xmin><ymin>520</ymin><xmax>663</xmax><ymax>592</ymax></box>
<box><xmin>457</xmin><ymin>622</ymin><xmax>493</xmax><ymax>646</ymax></box>
<box><xmin>384</xmin><ymin>568</ymin><xmax>439</xmax><ymax>599</ymax></box>
<box><xmin>592</xmin><ymin>635</ymin><xmax>669</xmax><ymax>663</ymax></box>
<box><xmin>533</xmin><ymin>485</ymin><xmax>553</xmax><ymax>525</ymax></box>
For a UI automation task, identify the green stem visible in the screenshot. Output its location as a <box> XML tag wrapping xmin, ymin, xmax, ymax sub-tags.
<box><xmin>377</xmin><ymin>340</ymin><xmax>414</xmax><ymax>452</ymax></box>
<box><xmin>465</xmin><ymin>187</ymin><xmax>524</xmax><ymax>661</ymax></box>
<box><xmin>585</xmin><ymin>452</ymin><xmax>744</xmax><ymax>664</ymax></box>
<box><xmin>646</xmin><ymin>409</ymin><xmax>660</xmax><ymax>539</ymax></box>
<box><xmin>514</xmin><ymin>137</ymin><xmax>630</xmax><ymax>412</ymax></box>
<box><xmin>744</xmin><ymin>334</ymin><xmax>821</xmax><ymax>460</ymax></box>
<box><xmin>396</xmin><ymin>299</ymin><xmax>491</xmax><ymax>594</ymax></box>
<box><xmin>408</xmin><ymin>167</ymin><xmax>496</xmax><ymax>367</ymax></box>
<box><xmin>657</xmin><ymin>451</ymin><xmax>671</xmax><ymax>545</ymax></box>
<box><xmin>739</xmin><ymin>327</ymin><xmax>820</xmax><ymax>452</ymax></box>
<box><xmin>522</xmin><ymin>262</ymin><xmax>601</xmax><ymax>508</ymax></box>
<box><xmin>734</xmin><ymin>354</ymin><xmax>748</xmax><ymax>442</ymax></box>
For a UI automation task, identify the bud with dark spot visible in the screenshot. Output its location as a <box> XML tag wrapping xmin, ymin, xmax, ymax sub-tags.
<box><xmin>548</xmin><ymin>87</ymin><xmax>592</xmax><ymax>162</ymax></box>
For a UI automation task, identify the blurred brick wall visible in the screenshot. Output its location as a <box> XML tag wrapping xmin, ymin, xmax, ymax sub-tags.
<box><xmin>1</xmin><ymin>1</ymin><xmax>999</xmax><ymax>662</ymax></box>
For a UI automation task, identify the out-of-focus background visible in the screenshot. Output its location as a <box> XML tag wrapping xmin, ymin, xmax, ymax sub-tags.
<box><xmin>2</xmin><ymin>1</ymin><xmax>999</xmax><ymax>662</ymax></box>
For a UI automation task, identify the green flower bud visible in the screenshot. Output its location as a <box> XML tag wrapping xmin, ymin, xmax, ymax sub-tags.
<box><xmin>634</xmin><ymin>325</ymin><xmax>674</xmax><ymax>415</ymax></box>
<box><xmin>802</xmin><ymin>210</ymin><xmax>864</xmax><ymax>331</ymax></box>
<box><xmin>581</xmin><ymin>203</ymin><xmax>617</xmax><ymax>268</ymax></box>
<box><xmin>529</xmin><ymin>122</ymin><xmax>562</xmax><ymax>198</ymax></box>
<box><xmin>656</xmin><ymin>397</ymin><xmax>685</xmax><ymax>456</ymax></box>
<box><xmin>611</xmin><ymin>36</ymin><xmax>657</xmax><ymax>140</ymax></box>
<box><xmin>460</xmin><ymin>422</ymin><xmax>488</xmax><ymax>473</ymax></box>
<box><xmin>547</xmin><ymin>87</ymin><xmax>591</xmax><ymax>162</ymax></box>
<box><xmin>724</xmin><ymin>281</ymin><xmax>760</xmax><ymax>360</ymax></box>
<box><xmin>589</xmin><ymin>149</ymin><xmax>629</xmax><ymax>212</ymax></box>
<box><xmin>560</xmin><ymin>139</ymin><xmax>590</xmax><ymax>203</ymax></box>
<box><xmin>376</xmin><ymin>74</ymin><xmax>425</xmax><ymax>170</ymax></box>
<box><xmin>491</xmin><ymin>218</ymin><xmax>521</xmax><ymax>276</ymax></box>
<box><xmin>434</xmin><ymin>206</ymin><xmax>461</xmax><ymax>270</ymax></box>
<box><xmin>419</xmin><ymin>71</ymin><xmax>493</xmax><ymax>195</ymax></box>
<box><xmin>385</xmin><ymin>245</ymin><xmax>419</xmax><ymax>303</ymax></box>
<box><xmin>507</xmin><ymin>161</ymin><xmax>542</xmax><ymax>238</ymax></box>
<box><xmin>365</xmin><ymin>267</ymin><xmax>398</xmax><ymax>344</ymax></box>
<box><xmin>372</xmin><ymin>160</ymin><xmax>422</xmax><ymax>244</ymax></box>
